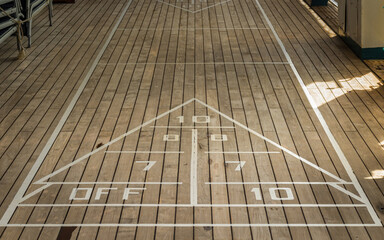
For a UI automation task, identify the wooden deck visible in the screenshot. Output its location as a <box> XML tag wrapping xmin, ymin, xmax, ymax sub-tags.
<box><xmin>311</xmin><ymin>1</ymin><xmax>338</xmax><ymax>33</ymax></box>
<box><xmin>0</xmin><ymin>0</ymin><xmax>383</xmax><ymax>239</ymax></box>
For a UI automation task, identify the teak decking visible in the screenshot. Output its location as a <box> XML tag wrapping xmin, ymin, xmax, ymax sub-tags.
<box><xmin>0</xmin><ymin>0</ymin><xmax>383</xmax><ymax>239</ymax></box>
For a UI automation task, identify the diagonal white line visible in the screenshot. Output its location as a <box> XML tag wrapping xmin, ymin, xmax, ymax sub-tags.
<box><xmin>35</xmin><ymin>98</ymin><xmax>195</xmax><ymax>184</ymax></box>
<box><xmin>194</xmin><ymin>98</ymin><xmax>347</xmax><ymax>183</ymax></box>
<box><xmin>0</xmin><ymin>0</ymin><xmax>136</xmax><ymax>226</ymax></box>
<box><xmin>156</xmin><ymin>0</ymin><xmax>194</xmax><ymax>13</ymax></box>
<box><xmin>329</xmin><ymin>183</ymin><xmax>364</xmax><ymax>203</ymax></box>
<box><xmin>18</xmin><ymin>183</ymin><xmax>53</xmax><ymax>203</ymax></box>
<box><xmin>253</xmin><ymin>0</ymin><xmax>381</xmax><ymax>225</ymax></box>
<box><xmin>192</xmin><ymin>0</ymin><xmax>232</xmax><ymax>13</ymax></box>
<box><xmin>156</xmin><ymin>0</ymin><xmax>232</xmax><ymax>14</ymax></box>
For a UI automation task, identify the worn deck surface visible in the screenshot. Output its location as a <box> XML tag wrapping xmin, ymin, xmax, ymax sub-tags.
<box><xmin>0</xmin><ymin>0</ymin><xmax>383</xmax><ymax>239</ymax></box>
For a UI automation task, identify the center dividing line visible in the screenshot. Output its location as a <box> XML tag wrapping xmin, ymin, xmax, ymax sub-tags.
<box><xmin>191</xmin><ymin>129</ymin><xmax>198</xmax><ymax>206</ymax></box>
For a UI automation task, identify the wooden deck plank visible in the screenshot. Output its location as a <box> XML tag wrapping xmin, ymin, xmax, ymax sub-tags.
<box><xmin>0</xmin><ymin>0</ymin><xmax>104</xmax><ymax>113</ymax></box>
<box><xmin>258</xmin><ymin>1</ymin><xmax>378</xmax><ymax>238</ymax></box>
<box><xmin>0</xmin><ymin>1</ymin><xmax>68</xmax><ymax>67</ymax></box>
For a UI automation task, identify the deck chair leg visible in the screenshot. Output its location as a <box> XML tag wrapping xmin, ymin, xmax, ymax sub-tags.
<box><xmin>16</xmin><ymin>34</ymin><xmax>21</xmax><ymax>51</ymax></box>
<box><xmin>48</xmin><ymin>1</ymin><xmax>53</xmax><ymax>26</ymax></box>
<box><xmin>28</xmin><ymin>19</ymin><xmax>32</xmax><ymax>48</ymax></box>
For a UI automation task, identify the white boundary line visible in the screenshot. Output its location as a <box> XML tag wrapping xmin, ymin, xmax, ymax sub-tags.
<box><xmin>206</xmin><ymin>151</ymin><xmax>279</xmax><ymax>154</ymax></box>
<box><xmin>39</xmin><ymin>182</ymin><xmax>182</xmax><ymax>185</ymax></box>
<box><xmin>1</xmin><ymin>0</ymin><xmax>381</xmax><ymax>228</ymax></box>
<box><xmin>105</xmin><ymin>150</ymin><xmax>184</xmax><ymax>154</ymax></box>
<box><xmin>2</xmin><ymin>98</ymin><xmax>370</xmax><ymax>226</ymax></box>
<box><xmin>17</xmin><ymin>204</ymin><xmax>366</xmax><ymax>208</ymax></box>
<box><xmin>117</xmin><ymin>27</ymin><xmax>269</xmax><ymax>31</ymax></box>
<box><xmin>0</xmin><ymin>0</ymin><xmax>135</xmax><ymax>226</ymax></box>
<box><xmin>206</xmin><ymin>182</ymin><xmax>353</xmax><ymax>185</ymax></box>
<box><xmin>4</xmin><ymin>223</ymin><xmax>380</xmax><ymax>227</ymax></box>
<box><xmin>152</xmin><ymin>126</ymin><xmax>235</xmax><ymax>128</ymax></box>
<box><xmin>252</xmin><ymin>0</ymin><xmax>381</xmax><ymax>226</ymax></box>
<box><xmin>98</xmin><ymin>62</ymin><xmax>290</xmax><ymax>65</ymax></box>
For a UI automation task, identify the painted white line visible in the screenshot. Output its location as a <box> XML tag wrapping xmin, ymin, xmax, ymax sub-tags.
<box><xmin>117</xmin><ymin>27</ymin><xmax>269</xmax><ymax>31</ymax></box>
<box><xmin>193</xmin><ymin>0</ymin><xmax>232</xmax><ymax>13</ymax></box>
<box><xmin>206</xmin><ymin>151</ymin><xmax>280</xmax><ymax>154</ymax></box>
<box><xmin>254</xmin><ymin>0</ymin><xmax>381</xmax><ymax>225</ymax></box>
<box><xmin>105</xmin><ymin>151</ymin><xmax>184</xmax><ymax>154</ymax></box>
<box><xmin>156</xmin><ymin>0</ymin><xmax>194</xmax><ymax>13</ymax></box>
<box><xmin>191</xmin><ymin>129</ymin><xmax>198</xmax><ymax>206</ymax></box>
<box><xmin>13</xmin><ymin>98</ymin><xmax>371</xmax><ymax>226</ymax></box>
<box><xmin>35</xmin><ymin>182</ymin><xmax>182</xmax><ymax>185</ymax></box>
<box><xmin>18</xmin><ymin>183</ymin><xmax>53</xmax><ymax>203</ymax></box>
<box><xmin>206</xmin><ymin>182</ymin><xmax>353</xmax><ymax>185</ymax></box>
<box><xmin>98</xmin><ymin>62</ymin><xmax>290</xmax><ymax>66</ymax></box>
<box><xmin>152</xmin><ymin>126</ymin><xmax>234</xmax><ymax>129</ymax></box>
<box><xmin>329</xmin><ymin>183</ymin><xmax>364</xmax><ymax>202</ymax></box>
<box><xmin>0</xmin><ymin>0</ymin><xmax>135</xmax><ymax>226</ymax></box>
<box><xmin>20</xmin><ymin>99</ymin><xmax>191</xmax><ymax>204</ymax></box>
<box><xmin>194</xmin><ymin>99</ymin><xmax>348</xmax><ymax>184</ymax></box>
<box><xmin>18</xmin><ymin>204</ymin><xmax>366</xmax><ymax>207</ymax></box>
<box><xmin>3</xmin><ymin>223</ymin><xmax>380</xmax><ymax>227</ymax></box>
<box><xmin>35</xmin><ymin>99</ymin><xmax>195</xmax><ymax>184</ymax></box>
<box><xmin>2</xmin><ymin>0</ymin><xmax>378</xmax><ymax>228</ymax></box>
<box><xmin>156</xmin><ymin>0</ymin><xmax>232</xmax><ymax>14</ymax></box>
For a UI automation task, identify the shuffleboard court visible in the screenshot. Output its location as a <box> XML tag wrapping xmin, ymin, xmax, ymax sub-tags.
<box><xmin>2</xmin><ymin>98</ymin><xmax>382</xmax><ymax>227</ymax></box>
<box><xmin>0</xmin><ymin>0</ymin><xmax>382</xmax><ymax>239</ymax></box>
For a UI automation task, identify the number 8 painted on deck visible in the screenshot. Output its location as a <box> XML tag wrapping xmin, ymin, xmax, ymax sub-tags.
<box><xmin>177</xmin><ymin>116</ymin><xmax>211</xmax><ymax>124</ymax></box>
<box><xmin>193</xmin><ymin>116</ymin><xmax>210</xmax><ymax>123</ymax></box>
